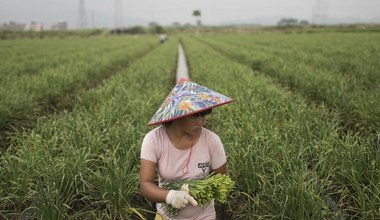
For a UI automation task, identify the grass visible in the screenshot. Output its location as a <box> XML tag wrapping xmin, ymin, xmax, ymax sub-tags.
<box><xmin>182</xmin><ymin>35</ymin><xmax>380</xmax><ymax>219</ymax></box>
<box><xmin>0</xmin><ymin>36</ymin><xmax>177</xmax><ymax>219</ymax></box>
<box><xmin>1</xmin><ymin>31</ymin><xmax>379</xmax><ymax>219</ymax></box>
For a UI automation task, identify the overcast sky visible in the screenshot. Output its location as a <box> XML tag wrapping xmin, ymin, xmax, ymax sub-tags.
<box><xmin>1</xmin><ymin>0</ymin><xmax>380</xmax><ymax>29</ymax></box>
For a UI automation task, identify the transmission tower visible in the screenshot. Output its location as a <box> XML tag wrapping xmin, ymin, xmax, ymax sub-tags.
<box><xmin>114</xmin><ymin>0</ymin><xmax>123</xmax><ymax>28</ymax></box>
<box><xmin>77</xmin><ymin>0</ymin><xmax>87</xmax><ymax>29</ymax></box>
<box><xmin>312</xmin><ymin>0</ymin><xmax>329</xmax><ymax>25</ymax></box>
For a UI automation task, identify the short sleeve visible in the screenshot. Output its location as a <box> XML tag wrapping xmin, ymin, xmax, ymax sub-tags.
<box><xmin>140</xmin><ymin>131</ymin><xmax>158</xmax><ymax>163</ymax></box>
<box><xmin>209</xmin><ymin>133</ymin><xmax>227</xmax><ymax>170</ymax></box>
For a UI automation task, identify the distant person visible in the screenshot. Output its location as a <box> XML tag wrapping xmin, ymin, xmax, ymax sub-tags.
<box><xmin>140</xmin><ymin>81</ymin><xmax>233</xmax><ymax>220</ymax></box>
<box><xmin>160</xmin><ymin>34</ymin><xmax>167</xmax><ymax>43</ymax></box>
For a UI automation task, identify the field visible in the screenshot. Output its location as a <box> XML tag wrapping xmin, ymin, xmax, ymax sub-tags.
<box><xmin>0</xmin><ymin>29</ymin><xmax>379</xmax><ymax>219</ymax></box>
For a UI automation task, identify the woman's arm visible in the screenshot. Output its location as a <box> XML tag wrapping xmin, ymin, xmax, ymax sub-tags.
<box><xmin>211</xmin><ymin>162</ymin><xmax>226</xmax><ymax>175</ymax></box>
<box><xmin>140</xmin><ymin>159</ymin><xmax>198</xmax><ymax>208</ymax></box>
<box><xmin>139</xmin><ymin>159</ymin><xmax>169</xmax><ymax>203</ymax></box>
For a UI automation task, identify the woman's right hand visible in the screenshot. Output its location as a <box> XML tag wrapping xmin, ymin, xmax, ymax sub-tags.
<box><xmin>165</xmin><ymin>184</ymin><xmax>198</xmax><ymax>209</ymax></box>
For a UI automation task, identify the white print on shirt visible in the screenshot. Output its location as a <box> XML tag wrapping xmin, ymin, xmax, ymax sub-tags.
<box><xmin>198</xmin><ymin>162</ymin><xmax>210</xmax><ymax>173</ymax></box>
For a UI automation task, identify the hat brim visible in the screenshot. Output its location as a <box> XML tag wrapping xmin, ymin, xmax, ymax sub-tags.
<box><xmin>148</xmin><ymin>81</ymin><xmax>234</xmax><ymax>126</ymax></box>
<box><xmin>148</xmin><ymin>100</ymin><xmax>233</xmax><ymax>126</ymax></box>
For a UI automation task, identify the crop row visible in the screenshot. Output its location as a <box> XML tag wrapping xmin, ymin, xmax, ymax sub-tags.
<box><xmin>181</xmin><ymin>35</ymin><xmax>379</xmax><ymax>219</ymax></box>
<box><xmin>196</xmin><ymin>32</ymin><xmax>380</xmax><ymax>131</ymax></box>
<box><xmin>1</xmin><ymin>33</ymin><xmax>379</xmax><ymax>219</ymax></box>
<box><xmin>0</xmin><ymin>36</ymin><xmax>158</xmax><ymax>132</ymax></box>
<box><xmin>0</xmin><ymin>37</ymin><xmax>177</xmax><ymax>219</ymax></box>
<box><xmin>0</xmin><ymin>38</ymin><xmax>149</xmax><ymax>78</ymax></box>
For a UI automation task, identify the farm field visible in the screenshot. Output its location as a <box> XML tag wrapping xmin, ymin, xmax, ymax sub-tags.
<box><xmin>197</xmin><ymin>32</ymin><xmax>380</xmax><ymax>132</ymax></box>
<box><xmin>0</xmin><ymin>36</ymin><xmax>157</xmax><ymax>140</ymax></box>
<box><xmin>0</xmin><ymin>30</ymin><xmax>379</xmax><ymax>219</ymax></box>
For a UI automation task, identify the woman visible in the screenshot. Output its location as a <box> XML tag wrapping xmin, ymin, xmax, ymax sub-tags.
<box><xmin>140</xmin><ymin>81</ymin><xmax>233</xmax><ymax>220</ymax></box>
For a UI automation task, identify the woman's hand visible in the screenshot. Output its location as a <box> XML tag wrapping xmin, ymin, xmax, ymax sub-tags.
<box><xmin>166</xmin><ymin>184</ymin><xmax>198</xmax><ymax>209</ymax></box>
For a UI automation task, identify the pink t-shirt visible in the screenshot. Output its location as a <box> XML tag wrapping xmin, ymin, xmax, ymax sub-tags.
<box><xmin>140</xmin><ymin>125</ymin><xmax>227</xmax><ymax>220</ymax></box>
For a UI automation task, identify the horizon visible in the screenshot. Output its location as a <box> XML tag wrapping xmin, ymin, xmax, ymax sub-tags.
<box><xmin>1</xmin><ymin>0</ymin><xmax>380</xmax><ymax>30</ymax></box>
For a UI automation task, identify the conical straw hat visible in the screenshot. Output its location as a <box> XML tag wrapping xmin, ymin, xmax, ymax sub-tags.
<box><xmin>148</xmin><ymin>81</ymin><xmax>233</xmax><ymax>126</ymax></box>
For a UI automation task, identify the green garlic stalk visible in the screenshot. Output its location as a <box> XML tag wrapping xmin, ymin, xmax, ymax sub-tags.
<box><xmin>161</xmin><ymin>173</ymin><xmax>235</xmax><ymax>217</ymax></box>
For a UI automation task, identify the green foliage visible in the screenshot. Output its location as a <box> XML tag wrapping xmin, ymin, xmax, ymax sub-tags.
<box><xmin>192</xmin><ymin>10</ymin><xmax>201</xmax><ymax>17</ymax></box>
<box><xmin>182</xmin><ymin>35</ymin><xmax>380</xmax><ymax>219</ymax></box>
<box><xmin>162</xmin><ymin>174</ymin><xmax>235</xmax><ymax>216</ymax></box>
<box><xmin>0</xmin><ymin>29</ymin><xmax>108</xmax><ymax>40</ymax></box>
<box><xmin>0</xmin><ymin>36</ymin><xmax>177</xmax><ymax>218</ymax></box>
<box><xmin>128</xmin><ymin>26</ymin><xmax>146</xmax><ymax>34</ymax></box>
<box><xmin>0</xmin><ymin>36</ymin><xmax>158</xmax><ymax>135</ymax></box>
<box><xmin>197</xmin><ymin>32</ymin><xmax>380</xmax><ymax>131</ymax></box>
<box><xmin>1</xmin><ymin>29</ymin><xmax>379</xmax><ymax>219</ymax></box>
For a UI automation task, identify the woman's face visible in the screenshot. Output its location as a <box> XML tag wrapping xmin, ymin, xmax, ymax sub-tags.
<box><xmin>176</xmin><ymin>114</ymin><xmax>206</xmax><ymax>133</ymax></box>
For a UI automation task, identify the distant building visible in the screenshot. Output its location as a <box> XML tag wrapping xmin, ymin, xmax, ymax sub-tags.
<box><xmin>24</xmin><ymin>21</ymin><xmax>43</xmax><ymax>31</ymax></box>
<box><xmin>51</xmin><ymin>20</ymin><xmax>68</xmax><ymax>30</ymax></box>
<box><xmin>0</xmin><ymin>21</ymin><xmax>26</xmax><ymax>31</ymax></box>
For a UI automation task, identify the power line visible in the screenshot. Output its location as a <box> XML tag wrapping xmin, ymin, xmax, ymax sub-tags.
<box><xmin>77</xmin><ymin>0</ymin><xmax>87</xmax><ymax>29</ymax></box>
<box><xmin>312</xmin><ymin>0</ymin><xmax>329</xmax><ymax>25</ymax></box>
<box><xmin>114</xmin><ymin>0</ymin><xmax>123</xmax><ymax>28</ymax></box>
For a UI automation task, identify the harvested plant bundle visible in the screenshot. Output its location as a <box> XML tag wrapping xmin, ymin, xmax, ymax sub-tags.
<box><xmin>162</xmin><ymin>173</ymin><xmax>235</xmax><ymax>216</ymax></box>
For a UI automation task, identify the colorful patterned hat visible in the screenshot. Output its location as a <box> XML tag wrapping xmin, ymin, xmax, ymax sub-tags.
<box><xmin>148</xmin><ymin>81</ymin><xmax>233</xmax><ymax>126</ymax></box>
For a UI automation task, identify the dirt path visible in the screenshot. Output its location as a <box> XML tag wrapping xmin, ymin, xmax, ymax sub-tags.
<box><xmin>176</xmin><ymin>43</ymin><xmax>189</xmax><ymax>83</ymax></box>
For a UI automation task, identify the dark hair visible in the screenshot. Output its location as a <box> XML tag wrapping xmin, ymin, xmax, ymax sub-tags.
<box><xmin>163</xmin><ymin>121</ymin><xmax>172</xmax><ymax>126</ymax></box>
<box><xmin>190</xmin><ymin>109</ymin><xmax>212</xmax><ymax>118</ymax></box>
<box><xmin>163</xmin><ymin>109</ymin><xmax>213</xmax><ymax>126</ymax></box>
